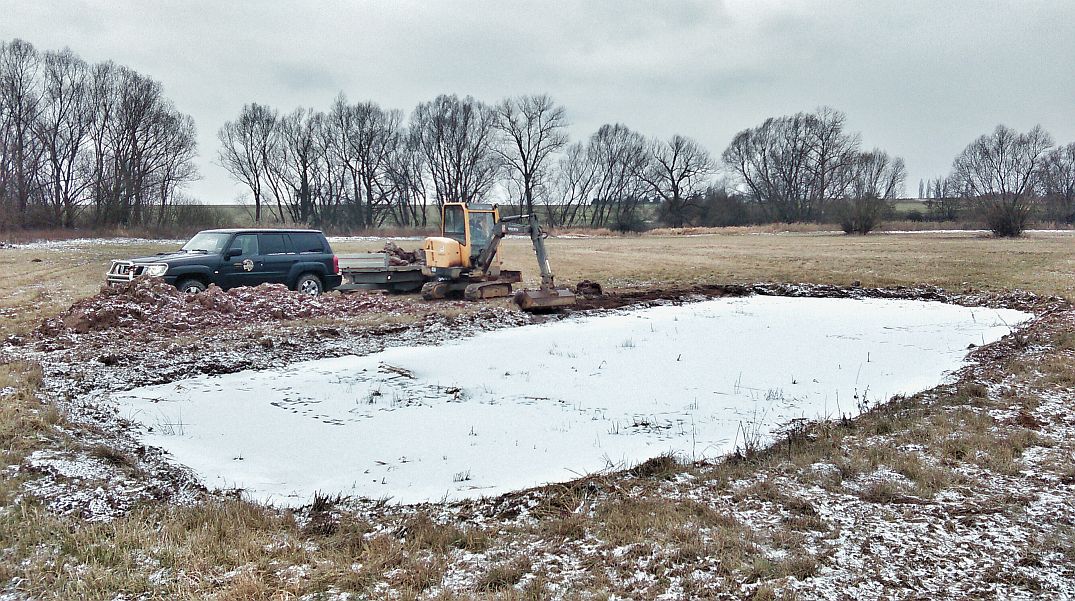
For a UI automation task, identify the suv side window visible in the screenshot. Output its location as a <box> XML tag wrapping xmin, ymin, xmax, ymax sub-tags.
<box><xmin>291</xmin><ymin>232</ymin><xmax>326</xmax><ymax>253</ymax></box>
<box><xmin>229</xmin><ymin>234</ymin><xmax>259</xmax><ymax>256</ymax></box>
<box><xmin>259</xmin><ymin>233</ymin><xmax>290</xmax><ymax>255</ymax></box>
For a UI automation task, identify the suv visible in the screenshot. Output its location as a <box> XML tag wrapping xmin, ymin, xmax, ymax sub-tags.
<box><xmin>107</xmin><ymin>229</ymin><xmax>343</xmax><ymax>296</ymax></box>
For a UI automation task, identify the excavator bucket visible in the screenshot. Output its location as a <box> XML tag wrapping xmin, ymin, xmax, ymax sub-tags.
<box><xmin>514</xmin><ymin>286</ymin><xmax>576</xmax><ymax>311</ymax></box>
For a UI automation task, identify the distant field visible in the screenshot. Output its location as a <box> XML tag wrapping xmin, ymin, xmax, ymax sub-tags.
<box><xmin>2</xmin><ymin>230</ymin><xmax>1073</xmax><ymax>338</ymax></box>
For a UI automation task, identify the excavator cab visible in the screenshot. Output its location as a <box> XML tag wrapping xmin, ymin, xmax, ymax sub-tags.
<box><xmin>424</xmin><ymin>203</ymin><xmax>500</xmax><ymax>272</ymax></box>
<box><xmin>421</xmin><ymin>203</ymin><xmax>518</xmax><ymax>300</ymax></box>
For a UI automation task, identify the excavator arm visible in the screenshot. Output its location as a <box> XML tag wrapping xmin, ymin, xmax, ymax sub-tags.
<box><xmin>498</xmin><ymin>214</ymin><xmax>576</xmax><ymax>311</ymax></box>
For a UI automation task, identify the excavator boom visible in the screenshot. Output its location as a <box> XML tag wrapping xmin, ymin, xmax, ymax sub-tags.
<box><xmin>502</xmin><ymin>214</ymin><xmax>576</xmax><ymax>311</ymax></box>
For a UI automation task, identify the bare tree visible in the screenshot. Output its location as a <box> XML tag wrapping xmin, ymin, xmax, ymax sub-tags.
<box><xmin>348</xmin><ymin>101</ymin><xmax>402</xmax><ymax>227</ymax></box>
<box><xmin>146</xmin><ymin>109</ymin><xmax>198</xmax><ymax>226</ymax></box>
<box><xmin>641</xmin><ymin>134</ymin><xmax>714</xmax><ymax>227</ymax></box>
<box><xmin>493</xmin><ymin>94</ymin><xmax>568</xmax><ymax>215</ymax></box>
<box><xmin>544</xmin><ymin>141</ymin><xmax>598</xmax><ymax>227</ymax></box>
<box><xmin>951</xmin><ymin>124</ymin><xmax>1053</xmax><ymax>236</ymax></box>
<box><xmin>1039</xmin><ymin>142</ymin><xmax>1075</xmax><ymax>225</ymax></box>
<box><xmin>269</xmin><ymin>108</ymin><xmax>322</xmax><ymax>224</ymax></box>
<box><xmin>722</xmin><ymin>108</ymin><xmax>860</xmax><ymax>223</ymax></box>
<box><xmin>586</xmin><ymin>123</ymin><xmax>650</xmax><ymax>229</ymax></box>
<box><xmin>312</xmin><ymin>111</ymin><xmax>352</xmax><ymax>227</ymax></box>
<box><xmin>924</xmin><ymin>176</ymin><xmax>961</xmax><ymax>221</ymax></box>
<box><xmin>0</xmin><ymin>39</ymin><xmax>42</xmax><ymax>226</ymax></box>
<box><xmin>722</xmin><ymin>113</ymin><xmax>814</xmax><ymax>222</ymax></box>
<box><xmin>410</xmin><ymin>94</ymin><xmax>500</xmax><ymax>207</ymax></box>
<box><xmin>385</xmin><ymin>130</ymin><xmax>429</xmax><ymax>227</ymax></box>
<box><xmin>835</xmin><ymin>149</ymin><xmax>906</xmax><ymax>234</ymax></box>
<box><xmin>218</xmin><ymin>103</ymin><xmax>277</xmax><ymax>222</ymax></box>
<box><xmin>806</xmin><ymin>106</ymin><xmax>860</xmax><ymax>207</ymax></box>
<box><xmin>323</xmin><ymin>95</ymin><xmax>363</xmax><ymax>226</ymax></box>
<box><xmin>85</xmin><ymin>61</ymin><xmax>118</xmax><ymax>225</ymax></box>
<box><xmin>34</xmin><ymin>48</ymin><xmax>91</xmax><ymax>227</ymax></box>
<box><xmin>0</xmin><ymin>40</ymin><xmax>197</xmax><ymax>230</ymax></box>
<box><xmin>320</xmin><ymin>95</ymin><xmax>406</xmax><ymax>228</ymax></box>
<box><xmin>95</xmin><ymin>68</ymin><xmax>198</xmax><ymax>226</ymax></box>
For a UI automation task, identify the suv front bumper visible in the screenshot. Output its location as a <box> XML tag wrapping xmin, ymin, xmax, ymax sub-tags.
<box><xmin>106</xmin><ymin>260</ymin><xmax>142</xmax><ymax>285</ymax></box>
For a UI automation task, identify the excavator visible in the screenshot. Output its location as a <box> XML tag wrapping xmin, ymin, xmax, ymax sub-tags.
<box><xmin>420</xmin><ymin>202</ymin><xmax>576</xmax><ymax>310</ymax></box>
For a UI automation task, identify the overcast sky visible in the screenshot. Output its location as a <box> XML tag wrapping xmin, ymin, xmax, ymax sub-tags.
<box><xmin>3</xmin><ymin>0</ymin><xmax>1073</xmax><ymax>202</ymax></box>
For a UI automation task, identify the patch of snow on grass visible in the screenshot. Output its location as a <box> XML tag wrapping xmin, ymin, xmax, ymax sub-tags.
<box><xmin>10</xmin><ymin>237</ymin><xmax>184</xmax><ymax>250</ymax></box>
<box><xmin>104</xmin><ymin>296</ymin><xmax>1030</xmax><ymax>505</ymax></box>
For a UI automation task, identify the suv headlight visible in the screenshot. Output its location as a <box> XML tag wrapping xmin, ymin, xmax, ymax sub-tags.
<box><xmin>144</xmin><ymin>264</ymin><xmax>169</xmax><ymax>277</ymax></box>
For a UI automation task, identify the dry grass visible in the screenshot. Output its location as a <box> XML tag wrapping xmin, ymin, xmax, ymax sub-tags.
<box><xmin>2</xmin><ymin>231</ymin><xmax>1074</xmax><ymax>598</ymax></box>
<box><xmin>475</xmin><ymin>558</ymin><xmax>531</xmax><ymax>592</ymax></box>
<box><xmin>3</xmin><ymin>230</ymin><xmax>1073</xmax><ymax>339</ymax></box>
<box><xmin>494</xmin><ymin>230</ymin><xmax>1075</xmax><ymax>300</ymax></box>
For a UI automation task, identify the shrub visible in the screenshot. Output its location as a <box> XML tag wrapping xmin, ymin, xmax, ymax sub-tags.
<box><xmin>612</xmin><ymin>208</ymin><xmax>647</xmax><ymax>233</ymax></box>
<box><xmin>836</xmin><ymin>196</ymin><xmax>889</xmax><ymax>234</ymax></box>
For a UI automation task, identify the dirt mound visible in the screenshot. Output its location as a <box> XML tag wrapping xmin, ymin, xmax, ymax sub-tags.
<box><xmin>574</xmin><ymin>280</ymin><xmax>603</xmax><ymax>298</ymax></box>
<box><xmin>37</xmin><ymin>277</ymin><xmax>440</xmax><ymax>336</ymax></box>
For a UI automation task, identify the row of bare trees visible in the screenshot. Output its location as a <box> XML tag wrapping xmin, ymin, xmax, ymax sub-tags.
<box><xmin>721</xmin><ymin>108</ymin><xmax>906</xmax><ymax>233</ymax></box>
<box><xmin>218</xmin><ymin>94</ymin><xmax>560</xmax><ymax>228</ymax></box>
<box><xmin>950</xmin><ymin>126</ymin><xmax>1074</xmax><ymax>236</ymax></box>
<box><xmin>7</xmin><ymin>38</ymin><xmax>1068</xmax><ymax>237</ymax></box>
<box><xmin>218</xmin><ymin>93</ymin><xmax>719</xmax><ymax>231</ymax></box>
<box><xmin>915</xmin><ymin>129</ymin><xmax>1075</xmax><ymax>235</ymax></box>
<box><xmin>0</xmin><ymin>39</ymin><xmax>198</xmax><ymax>229</ymax></box>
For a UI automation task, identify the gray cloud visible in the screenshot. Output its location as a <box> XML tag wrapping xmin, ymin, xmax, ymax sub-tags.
<box><xmin>2</xmin><ymin>0</ymin><xmax>1072</xmax><ymax>201</ymax></box>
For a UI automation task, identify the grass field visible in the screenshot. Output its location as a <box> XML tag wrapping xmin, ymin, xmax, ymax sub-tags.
<box><xmin>1</xmin><ymin>229</ymin><xmax>1074</xmax><ymax>599</ymax></box>
<box><xmin>3</xmin><ymin>230</ymin><xmax>1073</xmax><ymax>338</ymax></box>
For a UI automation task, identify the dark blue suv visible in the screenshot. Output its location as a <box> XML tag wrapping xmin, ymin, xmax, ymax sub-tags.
<box><xmin>107</xmin><ymin>229</ymin><xmax>343</xmax><ymax>296</ymax></box>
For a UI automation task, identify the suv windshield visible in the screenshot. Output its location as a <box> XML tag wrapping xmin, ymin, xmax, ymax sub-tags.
<box><xmin>181</xmin><ymin>232</ymin><xmax>231</xmax><ymax>254</ymax></box>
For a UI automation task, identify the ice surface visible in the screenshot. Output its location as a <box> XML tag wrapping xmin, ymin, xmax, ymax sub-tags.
<box><xmin>105</xmin><ymin>296</ymin><xmax>1030</xmax><ymax>505</ymax></box>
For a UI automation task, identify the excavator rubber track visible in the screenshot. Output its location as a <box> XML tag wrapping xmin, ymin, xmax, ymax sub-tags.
<box><xmin>464</xmin><ymin>281</ymin><xmax>514</xmax><ymax>300</ymax></box>
<box><xmin>421</xmin><ymin>281</ymin><xmax>450</xmax><ymax>300</ymax></box>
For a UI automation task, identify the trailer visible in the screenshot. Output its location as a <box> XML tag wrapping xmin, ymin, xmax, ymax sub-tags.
<box><xmin>337</xmin><ymin>253</ymin><xmax>426</xmax><ymax>293</ymax></box>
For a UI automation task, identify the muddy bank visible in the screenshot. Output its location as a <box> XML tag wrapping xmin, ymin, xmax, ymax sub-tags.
<box><xmin>573</xmin><ymin>281</ymin><xmax>1066</xmax><ymax>313</ymax></box>
<box><xmin>11</xmin><ymin>278</ymin><xmax>1067</xmax><ymax>399</ymax></box>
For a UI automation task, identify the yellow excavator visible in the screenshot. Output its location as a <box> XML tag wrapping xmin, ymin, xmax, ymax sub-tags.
<box><xmin>421</xmin><ymin>202</ymin><xmax>576</xmax><ymax>310</ymax></box>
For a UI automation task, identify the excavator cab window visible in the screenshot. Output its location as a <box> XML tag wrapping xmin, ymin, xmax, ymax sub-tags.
<box><xmin>443</xmin><ymin>205</ymin><xmax>466</xmax><ymax>243</ymax></box>
<box><xmin>468</xmin><ymin>211</ymin><xmax>495</xmax><ymax>252</ymax></box>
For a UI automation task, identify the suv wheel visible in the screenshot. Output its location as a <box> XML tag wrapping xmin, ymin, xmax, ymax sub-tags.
<box><xmin>176</xmin><ymin>278</ymin><xmax>207</xmax><ymax>294</ymax></box>
<box><xmin>296</xmin><ymin>273</ymin><xmax>323</xmax><ymax>297</ymax></box>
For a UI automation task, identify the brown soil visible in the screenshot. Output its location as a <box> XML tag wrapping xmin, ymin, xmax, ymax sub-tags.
<box><xmin>35</xmin><ymin>277</ymin><xmax>449</xmax><ymax>337</ymax></box>
<box><xmin>573</xmin><ymin>281</ymin><xmax>1065</xmax><ymax>313</ymax></box>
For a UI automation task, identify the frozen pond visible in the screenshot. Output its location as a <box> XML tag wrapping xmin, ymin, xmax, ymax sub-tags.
<box><xmin>105</xmin><ymin>296</ymin><xmax>1031</xmax><ymax>505</ymax></box>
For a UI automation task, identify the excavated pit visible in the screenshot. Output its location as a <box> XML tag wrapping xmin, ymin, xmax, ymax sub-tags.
<box><xmin>93</xmin><ymin>295</ymin><xmax>1032</xmax><ymax>505</ymax></box>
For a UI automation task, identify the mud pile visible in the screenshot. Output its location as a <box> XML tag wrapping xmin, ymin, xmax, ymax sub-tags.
<box><xmin>574</xmin><ymin>280</ymin><xmax>603</xmax><ymax>298</ymax></box>
<box><xmin>37</xmin><ymin>277</ymin><xmax>441</xmax><ymax>336</ymax></box>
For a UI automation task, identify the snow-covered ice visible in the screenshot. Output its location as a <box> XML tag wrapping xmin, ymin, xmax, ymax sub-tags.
<box><xmin>103</xmin><ymin>296</ymin><xmax>1031</xmax><ymax>505</ymax></box>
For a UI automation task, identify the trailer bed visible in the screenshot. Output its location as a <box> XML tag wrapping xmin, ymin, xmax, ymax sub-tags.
<box><xmin>338</xmin><ymin>253</ymin><xmax>425</xmax><ymax>292</ymax></box>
